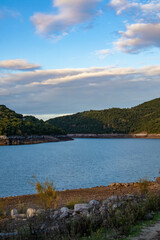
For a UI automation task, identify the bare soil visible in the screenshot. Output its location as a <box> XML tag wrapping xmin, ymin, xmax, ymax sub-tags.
<box><xmin>1</xmin><ymin>178</ymin><xmax>160</xmax><ymax>213</ymax></box>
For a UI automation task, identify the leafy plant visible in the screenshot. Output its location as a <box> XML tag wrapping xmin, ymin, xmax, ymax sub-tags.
<box><xmin>32</xmin><ymin>176</ymin><xmax>58</xmax><ymax>209</ymax></box>
<box><xmin>138</xmin><ymin>177</ymin><xmax>150</xmax><ymax>195</ymax></box>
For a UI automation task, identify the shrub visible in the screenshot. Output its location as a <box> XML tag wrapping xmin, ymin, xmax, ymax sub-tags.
<box><xmin>138</xmin><ymin>177</ymin><xmax>150</xmax><ymax>195</ymax></box>
<box><xmin>32</xmin><ymin>176</ymin><xmax>58</xmax><ymax>209</ymax></box>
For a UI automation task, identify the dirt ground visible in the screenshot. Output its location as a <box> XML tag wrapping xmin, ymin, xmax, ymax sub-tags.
<box><xmin>1</xmin><ymin>178</ymin><xmax>160</xmax><ymax>213</ymax></box>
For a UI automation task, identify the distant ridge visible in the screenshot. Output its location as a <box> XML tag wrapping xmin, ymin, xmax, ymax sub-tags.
<box><xmin>0</xmin><ymin>105</ymin><xmax>65</xmax><ymax>136</ymax></box>
<box><xmin>47</xmin><ymin>98</ymin><xmax>160</xmax><ymax>134</ymax></box>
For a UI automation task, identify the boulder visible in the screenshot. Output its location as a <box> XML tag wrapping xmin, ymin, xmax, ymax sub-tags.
<box><xmin>89</xmin><ymin>200</ymin><xmax>100</xmax><ymax>208</ymax></box>
<box><xmin>102</xmin><ymin>196</ymin><xmax>120</xmax><ymax>208</ymax></box>
<box><xmin>36</xmin><ymin>209</ymin><xmax>45</xmax><ymax>215</ymax></box>
<box><xmin>74</xmin><ymin>203</ymin><xmax>91</xmax><ymax>213</ymax></box>
<box><xmin>59</xmin><ymin>207</ymin><xmax>71</xmax><ymax>219</ymax></box>
<box><xmin>27</xmin><ymin>208</ymin><xmax>36</xmax><ymax>218</ymax></box>
<box><xmin>11</xmin><ymin>209</ymin><xmax>18</xmax><ymax>218</ymax></box>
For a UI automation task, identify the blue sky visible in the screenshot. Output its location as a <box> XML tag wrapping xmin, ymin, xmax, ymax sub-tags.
<box><xmin>0</xmin><ymin>0</ymin><xmax>160</xmax><ymax>119</ymax></box>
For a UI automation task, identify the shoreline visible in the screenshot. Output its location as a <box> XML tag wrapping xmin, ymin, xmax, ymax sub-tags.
<box><xmin>1</xmin><ymin>178</ymin><xmax>160</xmax><ymax>211</ymax></box>
<box><xmin>0</xmin><ymin>135</ymin><xmax>73</xmax><ymax>146</ymax></box>
<box><xmin>67</xmin><ymin>133</ymin><xmax>160</xmax><ymax>139</ymax></box>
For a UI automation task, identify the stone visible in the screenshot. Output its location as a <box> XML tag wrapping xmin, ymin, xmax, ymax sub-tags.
<box><xmin>123</xmin><ymin>194</ymin><xmax>135</xmax><ymax>200</ymax></box>
<box><xmin>60</xmin><ymin>211</ymin><xmax>69</xmax><ymax>219</ymax></box>
<box><xmin>27</xmin><ymin>208</ymin><xmax>36</xmax><ymax>218</ymax></box>
<box><xmin>60</xmin><ymin>207</ymin><xmax>70</xmax><ymax>213</ymax></box>
<box><xmin>81</xmin><ymin>210</ymin><xmax>90</xmax><ymax>217</ymax></box>
<box><xmin>36</xmin><ymin>209</ymin><xmax>45</xmax><ymax>215</ymax></box>
<box><xmin>99</xmin><ymin>206</ymin><xmax>108</xmax><ymax>216</ymax></box>
<box><xmin>89</xmin><ymin>200</ymin><xmax>100</xmax><ymax>207</ymax></box>
<box><xmin>52</xmin><ymin>210</ymin><xmax>60</xmax><ymax>219</ymax></box>
<box><xmin>59</xmin><ymin>207</ymin><xmax>70</xmax><ymax>219</ymax></box>
<box><xmin>11</xmin><ymin>209</ymin><xmax>18</xmax><ymax>218</ymax></box>
<box><xmin>102</xmin><ymin>196</ymin><xmax>120</xmax><ymax>208</ymax></box>
<box><xmin>74</xmin><ymin>203</ymin><xmax>91</xmax><ymax>212</ymax></box>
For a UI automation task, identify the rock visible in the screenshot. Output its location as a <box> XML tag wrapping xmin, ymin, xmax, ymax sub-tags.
<box><xmin>59</xmin><ymin>207</ymin><xmax>70</xmax><ymax>219</ymax></box>
<box><xmin>27</xmin><ymin>208</ymin><xmax>36</xmax><ymax>218</ymax></box>
<box><xmin>123</xmin><ymin>194</ymin><xmax>135</xmax><ymax>200</ymax></box>
<box><xmin>81</xmin><ymin>210</ymin><xmax>90</xmax><ymax>217</ymax></box>
<box><xmin>144</xmin><ymin>213</ymin><xmax>154</xmax><ymax>220</ymax></box>
<box><xmin>52</xmin><ymin>210</ymin><xmax>60</xmax><ymax>219</ymax></box>
<box><xmin>74</xmin><ymin>203</ymin><xmax>91</xmax><ymax>213</ymax></box>
<box><xmin>102</xmin><ymin>196</ymin><xmax>120</xmax><ymax>208</ymax></box>
<box><xmin>11</xmin><ymin>209</ymin><xmax>18</xmax><ymax>218</ymax></box>
<box><xmin>99</xmin><ymin>206</ymin><xmax>108</xmax><ymax>216</ymax></box>
<box><xmin>60</xmin><ymin>207</ymin><xmax>70</xmax><ymax>213</ymax></box>
<box><xmin>36</xmin><ymin>209</ymin><xmax>45</xmax><ymax>215</ymax></box>
<box><xmin>60</xmin><ymin>211</ymin><xmax>69</xmax><ymax>219</ymax></box>
<box><xmin>89</xmin><ymin>200</ymin><xmax>100</xmax><ymax>208</ymax></box>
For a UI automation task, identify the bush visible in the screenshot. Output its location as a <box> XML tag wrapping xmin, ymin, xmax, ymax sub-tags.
<box><xmin>32</xmin><ymin>176</ymin><xmax>58</xmax><ymax>209</ymax></box>
<box><xmin>138</xmin><ymin>177</ymin><xmax>150</xmax><ymax>195</ymax></box>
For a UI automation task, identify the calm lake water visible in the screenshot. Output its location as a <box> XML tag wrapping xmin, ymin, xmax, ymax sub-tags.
<box><xmin>0</xmin><ymin>138</ymin><xmax>160</xmax><ymax>197</ymax></box>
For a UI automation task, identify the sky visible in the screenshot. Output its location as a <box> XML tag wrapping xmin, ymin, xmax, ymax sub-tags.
<box><xmin>1</xmin><ymin>0</ymin><xmax>160</xmax><ymax>119</ymax></box>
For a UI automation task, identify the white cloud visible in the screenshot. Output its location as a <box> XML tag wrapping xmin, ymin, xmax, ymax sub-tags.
<box><xmin>31</xmin><ymin>0</ymin><xmax>100</xmax><ymax>39</ymax></box>
<box><xmin>1</xmin><ymin>65</ymin><xmax>160</xmax><ymax>114</ymax></box>
<box><xmin>109</xmin><ymin>0</ymin><xmax>138</xmax><ymax>15</ymax></box>
<box><xmin>1</xmin><ymin>65</ymin><xmax>160</xmax><ymax>88</ymax></box>
<box><xmin>109</xmin><ymin>0</ymin><xmax>160</xmax><ymax>19</ymax></box>
<box><xmin>115</xmin><ymin>23</ymin><xmax>160</xmax><ymax>53</ymax></box>
<box><xmin>94</xmin><ymin>49</ymin><xmax>113</xmax><ymax>59</ymax></box>
<box><xmin>0</xmin><ymin>59</ymin><xmax>41</xmax><ymax>71</ymax></box>
<box><xmin>0</xmin><ymin>8</ymin><xmax>21</xmax><ymax>19</ymax></box>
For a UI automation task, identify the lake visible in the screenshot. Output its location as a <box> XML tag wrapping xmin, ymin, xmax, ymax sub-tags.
<box><xmin>0</xmin><ymin>138</ymin><xmax>160</xmax><ymax>197</ymax></box>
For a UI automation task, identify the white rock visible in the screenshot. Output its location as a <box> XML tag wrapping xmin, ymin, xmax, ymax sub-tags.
<box><xmin>11</xmin><ymin>209</ymin><xmax>18</xmax><ymax>218</ymax></box>
<box><xmin>60</xmin><ymin>207</ymin><xmax>70</xmax><ymax>213</ymax></box>
<box><xmin>89</xmin><ymin>200</ymin><xmax>100</xmax><ymax>207</ymax></box>
<box><xmin>27</xmin><ymin>208</ymin><xmax>36</xmax><ymax>218</ymax></box>
<box><xmin>74</xmin><ymin>203</ymin><xmax>91</xmax><ymax>212</ymax></box>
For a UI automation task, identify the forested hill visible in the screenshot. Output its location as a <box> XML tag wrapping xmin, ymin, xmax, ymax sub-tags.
<box><xmin>0</xmin><ymin>105</ymin><xmax>65</xmax><ymax>136</ymax></box>
<box><xmin>47</xmin><ymin>98</ymin><xmax>160</xmax><ymax>134</ymax></box>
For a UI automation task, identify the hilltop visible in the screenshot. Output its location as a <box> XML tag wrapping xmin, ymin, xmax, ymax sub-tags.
<box><xmin>47</xmin><ymin>98</ymin><xmax>160</xmax><ymax>134</ymax></box>
<box><xmin>0</xmin><ymin>105</ymin><xmax>65</xmax><ymax>136</ymax></box>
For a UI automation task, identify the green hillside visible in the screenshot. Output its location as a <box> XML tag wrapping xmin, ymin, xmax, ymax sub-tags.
<box><xmin>47</xmin><ymin>98</ymin><xmax>160</xmax><ymax>134</ymax></box>
<box><xmin>0</xmin><ymin>105</ymin><xmax>66</xmax><ymax>136</ymax></box>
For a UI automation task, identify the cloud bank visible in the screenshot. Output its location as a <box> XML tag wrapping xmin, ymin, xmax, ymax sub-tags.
<box><xmin>31</xmin><ymin>0</ymin><xmax>100</xmax><ymax>39</ymax></box>
<box><xmin>1</xmin><ymin>62</ymin><xmax>160</xmax><ymax>114</ymax></box>
<box><xmin>0</xmin><ymin>59</ymin><xmax>41</xmax><ymax>71</ymax></box>
<box><xmin>109</xmin><ymin>0</ymin><xmax>160</xmax><ymax>19</ymax></box>
<box><xmin>115</xmin><ymin>23</ymin><xmax>160</xmax><ymax>53</ymax></box>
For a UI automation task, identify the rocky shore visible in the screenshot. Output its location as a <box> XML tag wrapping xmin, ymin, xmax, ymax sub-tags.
<box><xmin>1</xmin><ymin>178</ymin><xmax>160</xmax><ymax>239</ymax></box>
<box><xmin>0</xmin><ymin>135</ymin><xmax>73</xmax><ymax>146</ymax></box>
<box><xmin>68</xmin><ymin>133</ymin><xmax>160</xmax><ymax>138</ymax></box>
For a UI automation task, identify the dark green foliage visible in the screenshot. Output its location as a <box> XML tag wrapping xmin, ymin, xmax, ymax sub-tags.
<box><xmin>47</xmin><ymin>98</ymin><xmax>160</xmax><ymax>134</ymax></box>
<box><xmin>0</xmin><ymin>105</ymin><xmax>66</xmax><ymax>136</ymax></box>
